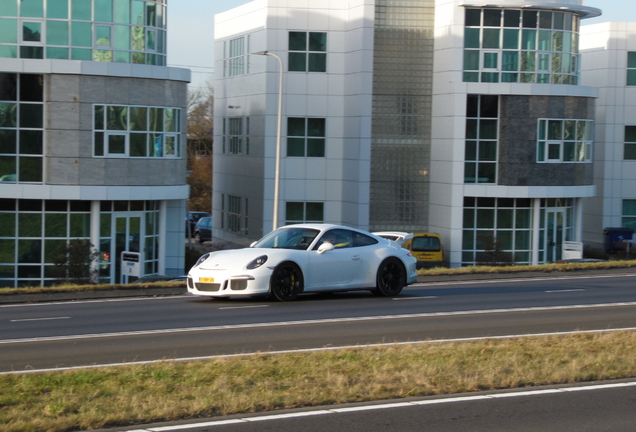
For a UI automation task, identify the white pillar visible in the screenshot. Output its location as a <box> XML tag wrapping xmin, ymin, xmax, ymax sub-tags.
<box><xmin>532</xmin><ymin>198</ymin><xmax>541</xmax><ymax>266</ymax></box>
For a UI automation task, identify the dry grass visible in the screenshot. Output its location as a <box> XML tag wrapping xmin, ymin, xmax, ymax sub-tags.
<box><xmin>0</xmin><ymin>280</ymin><xmax>185</xmax><ymax>296</ymax></box>
<box><xmin>2</xmin><ymin>331</ymin><xmax>636</xmax><ymax>431</ymax></box>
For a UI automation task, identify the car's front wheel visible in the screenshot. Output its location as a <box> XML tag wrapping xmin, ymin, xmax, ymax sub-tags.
<box><xmin>373</xmin><ymin>257</ymin><xmax>406</xmax><ymax>297</ymax></box>
<box><xmin>270</xmin><ymin>262</ymin><xmax>303</xmax><ymax>301</ymax></box>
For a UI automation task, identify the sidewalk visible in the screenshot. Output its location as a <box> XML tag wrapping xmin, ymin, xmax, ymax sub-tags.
<box><xmin>1</xmin><ymin>266</ymin><xmax>635</xmax><ymax>305</ymax></box>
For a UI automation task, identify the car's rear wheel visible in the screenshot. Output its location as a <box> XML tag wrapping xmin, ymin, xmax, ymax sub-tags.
<box><xmin>373</xmin><ymin>257</ymin><xmax>406</xmax><ymax>297</ymax></box>
<box><xmin>270</xmin><ymin>262</ymin><xmax>303</xmax><ymax>301</ymax></box>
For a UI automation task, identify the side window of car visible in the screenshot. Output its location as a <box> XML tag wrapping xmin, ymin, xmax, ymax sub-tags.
<box><xmin>352</xmin><ymin>232</ymin><xmax>378</xmax><ymax>247</ymax></box>
<box><xmin>315</xmin><ymin>229</ymin><xmax>352</xmax><ymax>249</ymax></box>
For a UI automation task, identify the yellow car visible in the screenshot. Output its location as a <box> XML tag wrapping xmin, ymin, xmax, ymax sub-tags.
<box><xmin>375</xmin><ymin>232</ymin><xmax>445</xmax><ymax>269</ymax></box>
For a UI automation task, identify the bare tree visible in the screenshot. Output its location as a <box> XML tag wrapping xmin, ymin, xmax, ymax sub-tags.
<box><xmin>187</xmin><ymin>79</ymin><xmax>214</xmax><ymax>161</ymax></box>
<box><xmin>186</xmin><ymin>79</ymin><xmax>214</xmax><ymax>213</ymax></box>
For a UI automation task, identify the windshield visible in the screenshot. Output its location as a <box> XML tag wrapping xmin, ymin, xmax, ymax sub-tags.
<box><xmin>252</xmin><ymin>227</ymin><xmax>320</xmax><ymax>250</ymax></box>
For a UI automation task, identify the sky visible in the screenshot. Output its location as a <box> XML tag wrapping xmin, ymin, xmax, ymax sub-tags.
<box><xmin>166</xmin><ymin>0</ymin><xmax>635</xmax><ymax>89</ymax></box>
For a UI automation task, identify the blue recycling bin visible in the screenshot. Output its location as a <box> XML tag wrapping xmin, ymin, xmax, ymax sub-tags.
<box><xmin>604</xmin><ymin>227</ymin><xmax>634</xmax><ymax>253</ymax></box>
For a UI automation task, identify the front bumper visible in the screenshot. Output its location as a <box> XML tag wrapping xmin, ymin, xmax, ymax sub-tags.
<box><xmin>187</xmin><ymin>268</ymin><xmax>272</xmax><ymax>297</ymax></box>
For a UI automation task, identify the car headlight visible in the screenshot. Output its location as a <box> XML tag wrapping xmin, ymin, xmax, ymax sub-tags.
<box><xmin>246</xmin><ymin>255</ymin><xmax>268</xmax><ymax>270</ymax></box>
<box><xmin>193</xmin><ymin>253</ymin><xmax>210</xmax><ymax>268</ymax></box>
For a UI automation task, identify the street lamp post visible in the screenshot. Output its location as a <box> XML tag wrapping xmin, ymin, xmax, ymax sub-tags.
<box><xmin>253</xmin><ymin>51</ymin><xmax>283</xmax><ymax>231</ymax></box>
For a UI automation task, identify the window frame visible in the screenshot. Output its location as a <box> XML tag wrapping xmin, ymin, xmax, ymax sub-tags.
<box><xmin>625</xmin><ymin>126</ymin><xmax>636</xmax><ymax>160</ymax></box>
<box><xmin>288</xmin><ymin>31</ymin><xmax>327</xmax><ymax>73</ymax></box>
<box><xmin>285</xmin><ymin>201</ymin><xmax>324</xmax><ymax>225</ymax></box>
<box><xmin>536</xmin><ymin>118</ymin><xmax>593</xmax><ymax>163</ymax></box>
<box><xmin>93</xmin><ymin>104</ymin><xmax>181</xmax><ymax>159</ymax></box>
<box><xmin>286</xmin><ymin>117</ymin><xmax>326</xmax><ymax>158</ymax></box>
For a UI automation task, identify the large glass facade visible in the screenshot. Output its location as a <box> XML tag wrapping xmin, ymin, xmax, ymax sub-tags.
<box><xmin>462</xmin><ymin>197</ymin><xmax>575</xmax><ymax>266</ymax></box>
<box><xmin>462</xmin><ymin>197</ymin><xmax>533</xmax><ymax>265</ymax></box>
<box><xmin>0</xmin><ymin>0</ymin><xmax>167</xmax><ymax>65</ymax></box>
<box><xmin>0</xmin><ymin>73</ymin><xmax>44</xmax><ymax>183</ymax></box>
<box><xmin>0</xmin><ymin>199</ymin><xmax>161</xmax><ymax>287</ymax></box>
<box><xmin>464</xmin><ymin>8</ymin><xmax>580</xmax><ymax>84</ymax></box>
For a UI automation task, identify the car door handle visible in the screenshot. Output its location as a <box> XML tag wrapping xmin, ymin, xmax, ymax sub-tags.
<box><xmin>351</xmin><ymin>255</ymin><xmax>361</xmax><ymax>261</ymax></box>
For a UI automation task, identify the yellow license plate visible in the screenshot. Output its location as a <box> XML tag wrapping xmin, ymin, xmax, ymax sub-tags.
<box><xmin>200</xmin><ymin>277</ymin><xmax>215</xmax><ymax>283</ymax></box>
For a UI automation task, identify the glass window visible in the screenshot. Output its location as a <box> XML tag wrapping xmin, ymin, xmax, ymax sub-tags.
<box><xmin>0</xmin><ymin>1</ymin><xmax>18</xmax><ymax>16</ymax></box>
<box><xmin>114</xmin><ymin>0</ymin><xmax>130</xmax><ymax>23</ymax></box>
<box><xmin>623</xmin><ymin>200</ymin><xmax>636</xmax><ymax>231</ymax></box>
<box><xmin>465</xmin><ymin>9</ymin><xmax>481</xmax><ymax>27</ymax></box>
<box><xmin>71</xmin><ymin>0</ymin><xmax>91</xmax><ymax>20</ymax></box>
<box><xmin>464</xmin><ymin>8</ymin><xmax>579</xmax><ymax>85</ymax></box>
<box><xmin>465</xmin><ymin>95</ymin><xmax>498</xmax><ymax>184</ymax></box>
<box><xmin>21</xmin><ymin>21</ymin><xmax>41</xmax><ymax>43</ymax></box>
<box><xmin>288</xmin><ymin>31</ymin><xmax>327</xmax><ymax>72</ymax></box>
<box><xmin>286</xmin><ymin>202</ymin><xmax>324</xmax><ymax>225</ymax></box>
<box><xmin>46</xmin><ymin>20</ymin><xmax>69</xmax><ymax>45</ymax></box>
<box><xmin>628</xmin><ymin>52</ymin><xmax>636</xmax><ymax>86</ymax></box>
<box><xmin>537</xmin><ymin>119</ymin><xmax>593</xmax><ymax>163</ymax></box>
<box><xmin>287</xmin><ymin>117</ymin><xmax>325</xmax><ymax>157</ymax></box>
<box><xmin>20</xmin><ymin>0</ymin><xmax>43</xmax><ymax>18</ymax></box>
<box><xmin>93</xmin><ymin>104</ymin><xmax>182</xmax><ymax>159</ymax></box>
<box><xmin>94</xmin><ymin>0</ymin><xmax>113</xmax><ymax>22</ymax></box>
<box><xmin>71</xmin><ymin>21</ymin><xmax>92</xmax><ymax>47</ymax></box>
<box><xmin>47</xmin><ymin>0</ymin><xmax>68</xmax><ymax>18</ymax></box>
<box><xmin>625</xmin><ymin>126</ymin><xmax>636</xmax><ymax>160</ymax></box>
<box><xmin>0</xmin><ymin>18</ymin><xmax>18</xmax><ymax>44</ymax></box>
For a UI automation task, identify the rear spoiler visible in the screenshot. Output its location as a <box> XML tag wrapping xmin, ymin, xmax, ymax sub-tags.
<box><xmin>372</xmin><ymin>231</ymin><xmax>414</xmax><ymax>248</ymax></box>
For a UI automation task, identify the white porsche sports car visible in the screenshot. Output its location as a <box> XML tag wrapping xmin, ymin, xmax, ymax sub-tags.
<box><xmin>187</xmin><ymin>224</ymin><xmax>418</xmax><ymax>301</ymax></box>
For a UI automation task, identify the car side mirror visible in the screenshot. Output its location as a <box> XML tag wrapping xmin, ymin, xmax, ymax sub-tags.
<box><xmin>317</xmin><ymin>242</ymin><xmax>335</xmax><ymax>254</ymax></box>
<box><xmin>250</xmin><ymin>241</ymin><xmax>257</xmax><ymax>248</ymax></box>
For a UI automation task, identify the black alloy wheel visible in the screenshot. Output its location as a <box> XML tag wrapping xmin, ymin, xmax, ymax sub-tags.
<box><xmin>270</xmin><ymin>262</ymin><xmax>303</xmax><ymax>301</ymax></box>
<box><xmin>373</xmin><ymin>257</ymin><xmax>406</xmax><ymax>297</ymax></box>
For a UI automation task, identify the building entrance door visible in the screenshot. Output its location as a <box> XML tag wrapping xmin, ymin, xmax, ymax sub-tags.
<box><xmin>114</xmin><ymin>214</ymin><xmax>142</xmax><ymax>283</ymax></box>
<box><xmin>546</xmin><ymin>209</ymin><xmax>565</xmax><ymax>263</ymax></box>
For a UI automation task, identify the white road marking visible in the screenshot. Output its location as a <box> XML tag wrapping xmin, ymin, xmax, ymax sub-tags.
<box><xmin>121</xmin><ymin>381</ymin><xmax>636</xmax><ymax>431</ymax></box>
<box><xmin>10</xmin><ymin>317</ymin><xmax>70</xmax><ymax>322</ymax></box>
<box><xmin>2</xmin><ymin>301</ymin><xmax>636</xmax><ymax>345</ymax></box>
<box><xmin>545</xmin><ymin>289</ymin><xmax>586</xmax><ymax>293</ymax></box>
<box><xmin>2</xmin><ymin>327</ymin><xmax>635</xmax><ymax>376</ymax></box>
<box><xmin>393</xmin><ymin>296</ymin><xmax>438</xmax><ymax>300</ymax></box>
<box><xmin>218</xmin><ymin>305</ymin><xmax>269</xmax><ymax>310</ymax></box>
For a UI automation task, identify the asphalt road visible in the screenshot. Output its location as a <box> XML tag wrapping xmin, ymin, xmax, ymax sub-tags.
<box><xmin>3</xmin><ymin>271</ymin><xmax>636</xmax><ymax>432</ymax></box>
<box><xmin>1</xmin><ymin>273</ymin><xmax>636</xmax><ymax>372</ymax></box>
<box><xmin>113</xmin><ymin>381</ymin><xmax>636</xmax><ymax>432</ymax></box>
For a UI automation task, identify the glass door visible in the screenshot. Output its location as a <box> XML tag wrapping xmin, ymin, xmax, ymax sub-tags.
<box><xmin>546</xmin><ymin>209</ymin><xmax>565</xmax><ymax>263</ymax></box>
<box><xmin>114</xmin><ymin>214</ymin><xmax>142</xmax><ymax>283</ymax></box>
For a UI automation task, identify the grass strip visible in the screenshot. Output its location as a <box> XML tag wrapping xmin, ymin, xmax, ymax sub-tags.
<box><xmin>2</xmin><ymin>331</ymin><xmax>636</xmax><ymax>432</ymax></box>
<box><xmin>418</xmin><ymin>259</ymin><xmax>636</xmax><ymax>276</ymax></box>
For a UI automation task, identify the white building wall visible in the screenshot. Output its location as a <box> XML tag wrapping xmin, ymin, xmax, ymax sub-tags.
<box><xmin>581</xmin><ymin>22</ymin><xmax>636</xmax><ymax>247</ymax></box>
<box><xmin>214</xmin><ymin>0</ymin><xmax>375</xmax><ymax>244</ymax></box>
